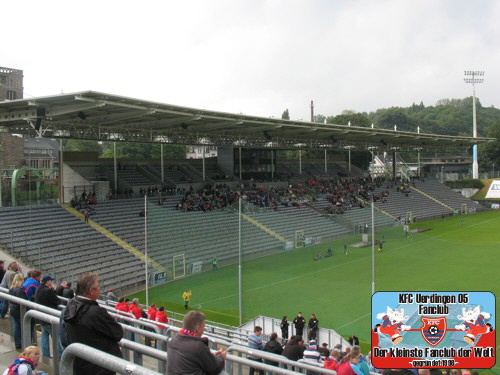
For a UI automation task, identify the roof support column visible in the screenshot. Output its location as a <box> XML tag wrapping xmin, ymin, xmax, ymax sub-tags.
<box><xmin>299</xmin><ymin>150</ymin><xmax>302</xmax><ymax>175</ymax></box>
<box><xmin>160</xmin><ymin>144</ymin><xmax>164</xmax><ymax>183</ymax></box>
<box><xmin>271</xmin><ymin>150</ymin><xmax>274</xmax><ymax>181</ymax></box>
<box><xmin>239</xmin><ymin>147</ymin><xmax>242</xmax><ymax>181</ymax></box>
<box><xmin>114</xmin><ymin>142</ymin><xmax>118</xmax><ymax>195</ymax></box>
<box><xmin>348</xmin><ymin>150</ymin><xmax>352</xmax><ymax>172</ymax></box>
<box><xmin>60</xmin><ymin>139</ymin><xmax>64</xmax><ymax>204</ymax></box>
<box><xmin>324</xmin><ymin>150</ymin><xmax>327</xmax><ymax>173</ymax></box>
<box><xmin>392</xmin><ymin>150</ymin><xmax>396</xmax><ymax>179</ymax></box>
<box><xmin>202</xmin><ymin>146</ymin><xmax>206</xmax><ymax>181</ymax></box>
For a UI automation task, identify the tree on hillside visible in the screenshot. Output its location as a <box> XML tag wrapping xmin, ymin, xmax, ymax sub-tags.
<box><xmin>478</xmin><ymin>120</ymin><xmax>500</xmax><ymax>170</ymax></box>
<box><xmin>100</xmin><ymin>142</ymin><xmax>186</xmax><ymax>159</ymax></box>
<box><xmin>282</xmin><ymin>109</ymin><xmax>290</xmax><ymax>120</ymax></box>
<box><xmin>326</xmin><ymin>112</ymin><xmax>371</xmax><ymax>127</ymax></box>
<box><xmin>64</xmin><ymin>139</ymin><xmax>102</xmax><ymax>153</ymax></box>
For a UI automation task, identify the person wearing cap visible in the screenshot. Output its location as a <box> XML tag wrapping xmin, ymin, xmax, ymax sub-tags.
<box><xmin>106</xmin><ymin>288</ymin><xmax>117</xmax><ymax>302</ymax></box>
<box><xmin>34</xmin><ymin>275</ymin><xmax>60</xmax><ymax>358</ymax></box>
<box><xmin>303</xmin><ymin>339</ymin><xmax>321</xmax><ymax>374</ymax></box>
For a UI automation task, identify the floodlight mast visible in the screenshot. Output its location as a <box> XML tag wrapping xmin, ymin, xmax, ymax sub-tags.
<box><xmin>464</xmin><ymin>70</ymin><xmax>485</xmax><ymax>179</ymax></box>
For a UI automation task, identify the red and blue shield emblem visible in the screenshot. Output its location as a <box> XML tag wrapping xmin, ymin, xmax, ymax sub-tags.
<box><xmin>421</xmin><ymin>317</ymin><xmax>447</xmax><ymax>346</ymax></box>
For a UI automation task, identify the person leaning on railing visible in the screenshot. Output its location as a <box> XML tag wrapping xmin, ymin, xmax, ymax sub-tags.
<box><xmin>167</xmin><ymin>310</ymin><xmax>226</xmax><ymax>375</ymax></box>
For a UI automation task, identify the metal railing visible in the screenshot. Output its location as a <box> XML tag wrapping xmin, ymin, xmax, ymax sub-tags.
<box><xmin>22</xmin><ymin>309</ymin><xmax>61</xmax><ymax>375</ymax></box>
<box><xmin>60</xmin><ymin>343</ymin><xmax>162</xmax><ymax>375</ymax></box>
<box><xmin>226</xmin><ymin>345</ymin><xmax>337</xmax><ymax>375</ymax></box>
<box><xmin>1</xmin><ymin>289</ymin><xmax>350</xmax><ymax>375</ymax></box>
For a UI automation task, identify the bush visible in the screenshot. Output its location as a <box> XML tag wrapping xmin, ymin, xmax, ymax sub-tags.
<box><xmin>444</xmin><ymin>179</ymin><xmax>484</xmax><ymax>189</ymax></box>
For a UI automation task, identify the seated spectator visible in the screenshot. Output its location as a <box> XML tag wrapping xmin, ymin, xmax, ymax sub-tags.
<box><xmin>324</xmin><ymin>349</ymin><xmax>341</xmax><ymax>371</ymax></box>
<box><xmin>318</xmin><ymin>343</ymin><xmax>330</xmax><ymax>358</ymax></box>
<box><xmin>2</xmin><ymin>345</ymin><xmax>48</xmax><ymax>375</ymax></box>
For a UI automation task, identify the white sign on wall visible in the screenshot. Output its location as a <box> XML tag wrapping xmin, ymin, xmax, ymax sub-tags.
<box><xmin>485</xmin><ymin>180</ymin><xmax>500</xmax><ymax>198</ymax></box>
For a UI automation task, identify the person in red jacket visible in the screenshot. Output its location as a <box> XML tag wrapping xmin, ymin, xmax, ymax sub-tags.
<box><xmin>155</xmin><ymin>306</ymin><xmax>169</xmax><ymax>331</ymax></box>
<box><xmin>129</xmin><ymin>298</ymin><xmax>142</xmax><ymax>319</ymax></box>
<box><xmin>324</xmin><ymin>349</ymin><xmax>341</xmax><ymax>371</ymax></box>
<box><xmin>147</xmin><ymin>303</ymin><xmax>157</xmax><ymax>321</ymax></box>
<box><xmin>115</xmin><ymin>298</ymin><xmax>130</xmax><ymax>314</ymax></box>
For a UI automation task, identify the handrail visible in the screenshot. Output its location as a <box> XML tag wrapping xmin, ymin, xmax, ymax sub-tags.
<box><xmin>119</xmin><ymin>338</ymin><xmax>168</xmax><ymax>374</ymax></box>
<box><xmin>60</xmin><ymin>343</ymin><xmax>162</xmax><ymax>375</ymax></box>
<box><xmin>225</xmin><ymin>352</ymin><xmax>308</xmax><ymax>375</ymax></box>
<box><xmin>227</xmin><ymin>345</ymin><xmax>337</xmax><ymax>375</ymax></box>
<box><xmin>23</xmin><ymin>309</ymin><xmax>61</xmax><ymax>375</ymax></box>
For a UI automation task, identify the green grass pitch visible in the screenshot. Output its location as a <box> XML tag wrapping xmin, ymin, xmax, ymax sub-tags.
<box><xmin>129</xmin><ymin>210</ymin><xmax>500</xmax><ymax>371</ymax></box>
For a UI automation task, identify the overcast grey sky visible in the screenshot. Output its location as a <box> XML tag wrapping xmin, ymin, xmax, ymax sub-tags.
<box><xmin>3</xmin><ymin>0</ymin><xmax>499</xmax><ymax>121</ymax></box>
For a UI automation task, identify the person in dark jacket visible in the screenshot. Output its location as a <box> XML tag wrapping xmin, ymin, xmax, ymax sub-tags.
<box><xmin>293</xmin><ymin>312</ymin><xmax>306</xmax><ymax>337</ymax></box>
<box><xmin>263</xmin><ymin>332</ymin><xmax>283</xmax><ymax>367</ymax></box>
<box><xmin>280</xmin><ymin>316</ymin><xmax>289</xmax><ymax>340</ymax></box>
<box><xmin>63</xmin><ymin>272</ymin><xmax>123</xmax><ymax>375</ymax></box>
<box><xmin>282</xmin><ymin>335</ymin><xmax>305</xmax><ymax>361</ymax></box>
<box><xmin>8</xmin><ymin>273</ymin><xmax>27</xmax><ymax>349</ymax></box>
<box><xmin>167</xmin><ymin>310</ymin><xmax>226</xmax><ymax>375</ymax></box>
<box><xmin>34</xmin><ymin>275</ymin><xmax>59</xmax><ymax>358</ymax></box>
<box><xmin>61</xmin><ymin>282</ymin><xmax>74</xmax><ymax>301</ymax></box>
<box><xmin>308</xmin><ymin>313</ymin><xmax>319</xmax><ymax>341</ymax></box>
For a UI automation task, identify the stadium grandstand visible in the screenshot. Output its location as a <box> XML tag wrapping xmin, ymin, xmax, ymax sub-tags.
<box><xmin>0</xmin><ymin>91</ymin><xmax>495</xmax><ymax>374</ymax></box>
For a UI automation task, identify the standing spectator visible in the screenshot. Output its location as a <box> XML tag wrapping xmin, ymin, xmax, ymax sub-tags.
<box><xmin>280</xmin><ymin>315</ymin><xmax>289</xmax><ymax>340</ymax></box>
<box><xmin>263</xmin><ymin>332</ymin><xmax>283</xmax><ymax>368</ymax></box>
<box><xmin>22</xmin><ymin>270</ymin><xmax>42</xmax><ymax>301</ymax></box>
<box><xmin>147</xmin><ymin>303</ymin><xmax>157</xmax><ymax>321</ymax></box>
<box><xmin>348</xmin><ymin>333</ymin><xmax>359</xmax><ymax>346</ymax></box>
<box><xmin>0</xmin><ymin>261</ymin><xmax>22</xmax><ymax>318</ymax></box>
<box><xmin>308</xmin><ymin>314</ymin><xmax>319</xmax><ymax>340</ymax></box>
<box><xmin>155</xmin><ymin>306</ymin><xmax>168</xmax><ymax>332</ymax></box>
<box><xmin>0</xmin><ymin>261</ymin><xmax>5</xmax><ymax>286</ymax></box>
<box><xmin>63</xmin><ymin>272</ymin><xmax>123</xmax><ymax>375</ymax></box>
<box><xmin>283</xmin><ymin>335</ymin><xmax>305</xmax><ymax>368</ymax></box>
<box><xmin>34</xmin><ymin>275</ymin><xmax>60</xmax><ymax>358</ymax></box>
<box><xmin>212</xmin><ymin>257</ymin><xmax>218</xmax><ymax>270</ymax></box>
<box><xmin>62</xmin><ymin>282</ymin><xmax>74</xmax><ymax>300</ymax></box>
<box><xmin>167</xmin><ymin>310</ymin><xmax>226</xmax><ymax>375</ymax></box>
<box><xmin>303</xmin><ymin>340</ymin><xmax>321</xmax><ymax>375</ymax></box>
<box><xmin>247</xmin><ymin>326</ymin><xmax>264</xmax><ymax>375</ymax></box>
<box><xmin>8</xmin><ymin>274</ymin><xmax>27</xmax><ymax>349</ymax></box>
<box><xmin>293</xmin><ymin>312</ymin><xmax>306</xmax><ymax>337</ymax></box>
<box><xmin>129</xmin><ymin>298</ymin><xmax>142</xmax><ymax>319</ymax></box>
<box><xmin>183</xmin><ymin>289</ymin><xmax>192</xmax><ymax>310</ymax></box>
<box><xmin>115</xmin><ymin>298</ymin><xmax>128</xmax><ymax>313</ymax></box>
<box><xmin>106</xmin><ymin>288</ymin><xmax>117</xmax><ymax>302</ymax></box>
<box><xmin>55</xmin><ymin>280</ymin><xmax>68</xmax><ymax>296</ymax></box>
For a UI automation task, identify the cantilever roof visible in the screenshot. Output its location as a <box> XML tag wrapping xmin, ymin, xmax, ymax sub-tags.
<box><xmin>0</xmin><ymin>91</ymin><xmax>493</xmax><ymax>151</ymax></box>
